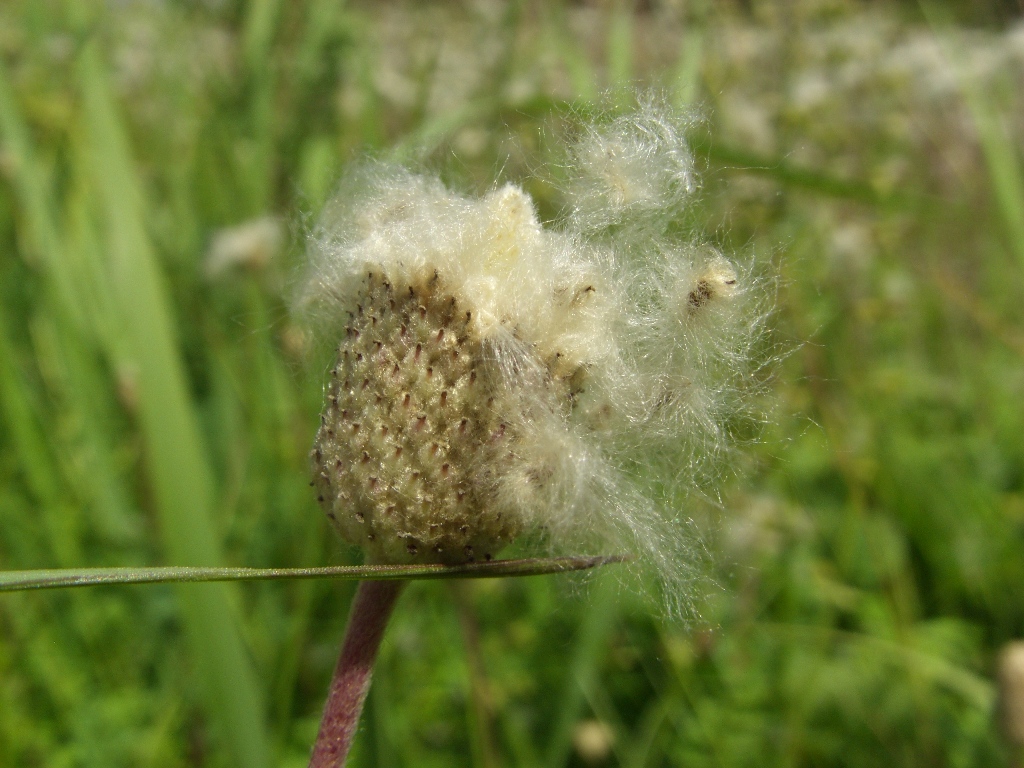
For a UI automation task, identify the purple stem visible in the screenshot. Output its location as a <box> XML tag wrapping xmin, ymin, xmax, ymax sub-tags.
<box><xmin>309</xmin><ymin>579</ymin><xmax>405</xmax><ymax>768</ymax></box>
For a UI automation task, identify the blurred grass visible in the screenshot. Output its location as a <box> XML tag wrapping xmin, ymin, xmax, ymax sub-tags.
<box><xmin>1</xmin><ymin>0</ymin><xmax>1023</xmax><ymax>767</ymax></box>
<box><xmin>79</xmin><ymin>39</ymin><xmax>270</xmax><ymax>768</ymax></box>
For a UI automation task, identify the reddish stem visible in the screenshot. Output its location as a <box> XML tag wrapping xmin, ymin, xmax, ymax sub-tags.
<box><xmin>309</xmin><ymin>579</ymin><xmax>405</xmax><ymax>768</ymax></box>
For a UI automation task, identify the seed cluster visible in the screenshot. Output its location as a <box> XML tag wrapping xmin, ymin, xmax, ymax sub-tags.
<box><xmin>687</xmin><ymin>261</ymin><xmax>739</xmax><ymax>312</ymax></box>
<box><xmin>300</xmin><ymin>108</ymin><xmax>763</xmax><ymax>614</ymax></box>
<box><xmin>311</xmin><ymin>271</ymin><xmax>557</xmax><ymax>564</ymax></box>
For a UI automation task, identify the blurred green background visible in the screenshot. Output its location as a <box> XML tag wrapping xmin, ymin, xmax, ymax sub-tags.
<box><xmin>2</xmin><ymin>0</ymin><xmax>1023</xmax><ymax>766</ymax></box>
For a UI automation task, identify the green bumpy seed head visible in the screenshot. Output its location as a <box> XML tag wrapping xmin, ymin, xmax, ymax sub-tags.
<box><xmin>311</xmin><ymin>270</ymin><xmax>579</xmax><ymax>564</ymax></box>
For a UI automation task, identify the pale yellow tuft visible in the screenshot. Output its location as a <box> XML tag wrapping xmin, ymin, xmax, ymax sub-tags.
<box><xmin>298</xmin><ymin>98</ymin><xmax>770</xmax><ymax>618</ymax></box>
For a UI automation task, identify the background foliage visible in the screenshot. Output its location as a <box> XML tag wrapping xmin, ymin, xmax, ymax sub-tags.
<box><xmin>1</xmin><ymin>0</ymin><xmax>1023</xmax><ymax>766</ymax></box>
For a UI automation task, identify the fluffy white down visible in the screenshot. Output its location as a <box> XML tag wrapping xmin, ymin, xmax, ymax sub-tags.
<box><xmin>299</xmin><ymin>102</ymin><xmax>766</xmax><ymax>618</ymax></box>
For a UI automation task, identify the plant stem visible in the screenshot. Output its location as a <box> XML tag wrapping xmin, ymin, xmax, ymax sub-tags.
<box><xmin>309</xmin><ymin>579</ymin><xmax>405</xmax><ymax>768</ymax></box>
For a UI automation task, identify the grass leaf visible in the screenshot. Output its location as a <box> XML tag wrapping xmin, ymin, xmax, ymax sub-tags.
<box><xmin>0</xmin><ymin>555</ymin><xmax>625</xmax><ymax>592</ymax></box>
<box><xmin>77</xmin><ymin>41</ymin><xmax>272</xmax><ymax>768</ymax></box>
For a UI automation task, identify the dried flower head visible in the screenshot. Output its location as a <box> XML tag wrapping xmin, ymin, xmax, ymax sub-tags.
<box><xmin>298</xmin><ymin>98</ymin><xmax>768</xmax><ymax>616</ymax></box>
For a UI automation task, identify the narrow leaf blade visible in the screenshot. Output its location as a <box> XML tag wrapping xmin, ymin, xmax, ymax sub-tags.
<box><xmin>0</xmin><ymin>556</ymin><xmax>625</xmax><ymax>592</ymax></box>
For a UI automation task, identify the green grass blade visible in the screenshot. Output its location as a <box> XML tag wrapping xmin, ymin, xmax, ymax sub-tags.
<box><xmin>921</xmin><ymin>3</ymin><xmax>1024</xmax><ymax>269</ymax></box>
<box><xmin>0</xmin><ymin>310</ymin><xmax>57</xmax><ymax>510</ymax></box>
<box><xmin>672</xmin><ymin>26</ymin><xmax>704</xmax><ymax>108</ymax></box>
<box><xmin>544</xmin><ymin>570</ymin><xmax>620</xmax><ymax>768</ymax></box>
<box><xmin>545</xmin><ymin>2</ymin><xmax>597</xmax><ymax>101</ymax></box>
<box><xmin>242</xmin><ymin>0</ymin><xmax>283</xmax><ymax>75</ymax></box>
<box><xmin>692</xmin><ymin>132</ymin><xmax>921</xmax><ymax>209</ymax></box>
<box><xmin>0</xmin><ymin>58</ymin><xmax>62</xmax><ymax>277</ymax></box>
<box><xmin>972</xmin><ymin>95</ymin><xmax>1024</xmax><ymax>268</ymax></box>
<box><xmin>0</xmin><ymin>556</ymin><xmax>624</xmax><ymax>592</ymax></box>
<box><xmin>0</xmin><ymin>58</ymin><xmax>71</xmax><ymax>504</ymax></box>
<box><xmin>606</xmin><ymin>1</ymin><xmax>633</xmax><ymax>96</ymax></box>
<box><xmin>77</xmin><ymin>42</ymin><xmax>271</xmax><ymax>768</ymax></box>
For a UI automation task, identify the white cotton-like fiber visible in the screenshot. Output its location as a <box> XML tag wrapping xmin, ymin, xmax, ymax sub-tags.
<box><xmin>297</xmin><ymin>99</ymin><xmax>768</xmax><ymax>619</ymax></box>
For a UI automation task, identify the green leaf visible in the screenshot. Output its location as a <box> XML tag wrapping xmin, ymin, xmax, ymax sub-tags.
<box><xmin>77</xmin><ymin>42</ymin><xmax>272</xmax><ymax>768</ymax></box>
<box><xmin>0</xmin><ymin>556</ymin><xmax>625</xmax><ymax>592</ymax></box>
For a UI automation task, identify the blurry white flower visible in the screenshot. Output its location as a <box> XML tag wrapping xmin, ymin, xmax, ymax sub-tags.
<box><xmin>298</xmin><ymin>98</ymin><xmax>769</xmax><ymax>617</ymax></box>
<box><xmin>204</xmin><ymin>217</ymin><xmax>282</xmax><ymax>278</ymax></box>
<box><xmin>573</xmin><ymin>719</ymin><xmax>615</xmax><ymax>765</ymax></box>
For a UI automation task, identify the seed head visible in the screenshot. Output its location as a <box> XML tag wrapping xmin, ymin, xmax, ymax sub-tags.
<box><xmin>299</xmin><ymin>98</ymin><xmax>769</xmax><ymax>616</ymax></box>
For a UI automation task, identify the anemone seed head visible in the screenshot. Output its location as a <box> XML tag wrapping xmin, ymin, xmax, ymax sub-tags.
<box><xmin>299</xmin><ymin>101</ymin><xmax>768</xmax><ymax>618</ymax></box>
